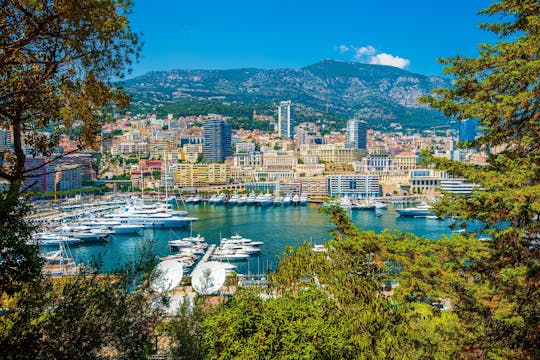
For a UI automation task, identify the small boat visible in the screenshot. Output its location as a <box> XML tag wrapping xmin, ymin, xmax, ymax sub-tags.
<box><xmin>373</xmin><ymin>201</ymin><xmax>388</xmax><ymax>210</ymax></box>
<box><xmin>375</xmin><ymin>210</ymin><xmax>384</xmax><ymax>217</ymax></box>
<box><xmin>312</xmin><ymin>244</ymin><xmax>327</xmax><ymax>252</ymax></box>
<box><xmin>183</xmin><ymin>233</ymin><xmax>207</xmax><ymax>244</ymax></box>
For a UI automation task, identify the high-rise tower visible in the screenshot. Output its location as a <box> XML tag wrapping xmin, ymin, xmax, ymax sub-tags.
<box><xmin>458</xmin><ymin>118</ymin><xmax>478</xmax><ymax>143</ymax></box>
<box><xmin>203</xmin><ymin>120</ymin><xmax>231</xmax><ymax>163</ymax></box>
<box><xmin>346</xmin><ymin>119</ymin><xmax>367</xmax><ymax>150</ymax></box>
<box><xmin>277</xmin><ymin>101</ymin><xmax>294</xmax><ymax>139</ymax></box>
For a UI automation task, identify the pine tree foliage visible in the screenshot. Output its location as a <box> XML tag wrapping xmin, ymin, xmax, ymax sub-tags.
<box><xmin>420</xmin><ymin>0</ymin><xmax>540</xmax><ymax>356</ymax></box>
<box><xmin>0</xmin><ymin>0</ymin><xmax>139</xmax><ymax>293</ymax></box>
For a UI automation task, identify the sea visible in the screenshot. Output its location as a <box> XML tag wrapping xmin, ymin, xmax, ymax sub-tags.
<box><xmin>61</xmin><ymin>203</ymin><xmax>458</xmax><ymax>274</ymax></box>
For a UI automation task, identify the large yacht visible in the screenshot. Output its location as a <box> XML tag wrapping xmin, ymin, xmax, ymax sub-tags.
<box><xmin>103</xmin><ymin>199</ymin><xmax>197</xmax><ymax>229</ymax></box>
<box><xmin>246</xmin><ymin>193</ymin><xmax>257</xmax><ymax>205</ymax></box>
<box><xmin>395</xmin><ymin>203</ymin><xmax>433</xmax><ymax>217</ymax></box>
<box><xmin>80</xmin><ymin>219</ymin><xmax>144</xmax><ymax>235</ymax></box>
<box><xmin>256</xmin><ymin>193</ymin><xmax>273</xmax><ymax>207</ymax></box>
<box><xmin>228</xmin><ymin>193</ymin><xmax>239</xmax><ymax>205</ymax></box>
<box><xmin>282</xmin><ymin>194</ymin><xmax>292</xmax><ymax>206</ymax></box>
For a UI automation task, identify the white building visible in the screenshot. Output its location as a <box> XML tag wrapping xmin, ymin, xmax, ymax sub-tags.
<box><xmin>327</xmin><ymin>175</ymin><xmax>380</xmax><ymax>199</ymax></box>
<box><xmin>278</xmin><ymin>100</ymin><xmax>294</xmax><ymax>139</ymax></box>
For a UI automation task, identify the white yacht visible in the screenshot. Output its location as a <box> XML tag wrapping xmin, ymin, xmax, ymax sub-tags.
<box><xmin>299</xmin><ymin>193</ymin><xmax>309</xmax><ymax>205</ymax></box>
<box><xmin>256</xmin><ymin>193</ymin><xmax>273</xmax><ymax>207</ymax></box>
<box><xmin>228</xmin><ymin>193</ymin><xmax>239</xmax><ymax>205</ymax></box>
<box><xmin>211</xmin><ymin>250</ymin><xmax>250</xmax><ymax>261</ymax></box>
<box><xmin>237</xmin><ymin>195</ymin><xmax>248</xmax><ymax>205</ymax></box>
<box><xmin>183</xmin><ymin>233</ymin><xmax>206</xmax><ymax>245</ymax></box>
<box><xmin>221</xmin><ymin>234</ymin><xmax>264</xmax><ymax>247</ymax></box>
<box><xmin>291</xmin><ymin>194</ymin><xmax>300</xmax><ymax>205</ymax></box>
<box><xmin>56</xmin><ymin>225</ymin><xmax>110</xmax><ymax>242</ymax></box>
<box><xmin>191</xmin><ymin>195</ymin><xmax>202</xmax><ymax>204</ymax></box>
<box><xmin>373</xmin><ymin>201</ymin><xmax>388</xmax><ymax>210</ymax></box>
<box><xmin>282</xmin><ymin>194</ymin><xmax>292</xmax><ymax>206</ymax></box>
<box><xmin>103</xmin><ymin>201</ymin><xmax>197</xmax><ymax>229</ymax></box>
<box><xmin>395</xmin><ymin>203</ymin><xmax>433</xmax><ymax>217</ymax></box>
<box><xmin>213</xmin><ymin>194</ymin><xmax>227</xmax><ymax>204</ymax></box>
<box><xmin>168</xmin><ymin>239</ymin><xmax>195</xmax><ymax>248</ymax></box>
<box><xmin>31</xmin><ymin>232</ymin><xmax>82</xmax><ymax>247</ymax></box>
<box><xmin>273</xmin><ymin>195</ymin><xmax>283</xmax><ymax>206</ymax></box>
<box><xmin>80</xmin><ymin>219</ymin><xmax>143</xmax><ymax>235</ymax></box>
<box><xmin>220</xmin><ymin>243</ymin><xmax>261</xmax><ymax>254</ymax></box>
<box><xmin>339</xmin><ymin>197</ymin><xmax>352</xmax><ymax>209</ymax></box>
<box><xmin>246</xmin><ymin>193</ymin><xmax>257</xmax><ymax>205</ymax></box>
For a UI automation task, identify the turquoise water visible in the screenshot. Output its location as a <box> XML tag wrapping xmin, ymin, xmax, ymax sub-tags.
<box><xmin>65</xmin><ymin>204</ymin><xmax>456</xmax><ymax>274</ymax></box>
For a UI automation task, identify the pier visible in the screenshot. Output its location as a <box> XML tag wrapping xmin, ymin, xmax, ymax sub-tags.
<box><xmin>190</xmin><ymin>244</ymin><xmax>216</xmax><ymax>275</ymax></box>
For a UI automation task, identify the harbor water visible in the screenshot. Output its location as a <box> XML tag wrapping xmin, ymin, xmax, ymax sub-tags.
<box><xmin>65</xmin><ymin>203</ymin><xmax>457</xmax><ymax>274</ymax></box>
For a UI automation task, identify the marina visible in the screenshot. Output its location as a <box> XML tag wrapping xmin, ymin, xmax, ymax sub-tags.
<box><xmin>31</xmin><ymin>196</ymin><xmax>460</xmax><ymax>275</ymax></box>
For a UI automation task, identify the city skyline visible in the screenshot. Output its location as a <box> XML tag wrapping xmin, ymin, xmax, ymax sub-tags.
<box><xmin>128</xmin><ymin>0</ymin><xmax>495</xmax><ymax>78</ymax></box>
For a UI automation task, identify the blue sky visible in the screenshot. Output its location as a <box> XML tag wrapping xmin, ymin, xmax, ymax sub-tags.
<box><xmin>128</xmin><ymin>0</ymin><xmax>495</xmax><ymax>78</ymax></box>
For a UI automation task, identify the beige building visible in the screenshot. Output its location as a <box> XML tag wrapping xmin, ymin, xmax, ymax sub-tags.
<box><xmin>262</xmin><ymin>150</ymin><xmax>298</xmax><ymax>171</ymax></box>
<box><xmin>232</xmin><ymin>152</ymin><xmax>262</xmax><ymax>167</ymax></box>
<box><xmin>229</xmin><ymin>166</ymin><xmax>256</xmax><ymax>182</ymax></box>
<box><xmin>299</xmin><ymin>144</ymin><xmax>361</xmax><ymax>164</ymax></box>
<box><xmin>301</xmin><ymin>177</ymin><xmax>328</xmax><ymax>197</ymax></box>
<box><xmin>395</xmin><ymin>152</ymin><xmax>418</xmax><ymax>172</ymax></box>
<box><xmin>277</xmin><ymin>179</ymin><xmax>302</xmax><ymax>195</ymax></box>
<box><xmin>182</xmin><ymin>144</ymin><xmax>203</xmax><ymax>163</ymax></box>
<box><xmin>296</xmin><ymin>164</ymin><xmax>325</xmax><ymax>177</ymax></box>
<box><xmin>408</xmin><ymin>169</ymin><xmax>448</xmax><ymax>195</ymax></box>
<box><xmin>149</xmin><ymin>140</ymin><xmax>174</xmax><ymax>159</ymax></box>
<box><xmin>173</xmin><ymin>163</ymin><xmax>230</xmax><ymax>187</ymax></box>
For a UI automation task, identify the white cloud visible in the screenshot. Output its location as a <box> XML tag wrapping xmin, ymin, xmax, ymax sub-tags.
<box><xmin>369</xmin><ymin>53</ymin><xmax>410</xmax><ymax>69</ymax></box>
<box><xmin>338</xmin><ymin>44</ymin><xmax>410</xmax><ymax>69</ymax></box>
<box><xmin>338</xmin><ymin>45</ymin><xmax>351</xmax><ymax>53</ymax></box>
<box><xmin>354</xmin><ymin>45</ymin><xmax>376</xmax><ymax>57</ymax></box>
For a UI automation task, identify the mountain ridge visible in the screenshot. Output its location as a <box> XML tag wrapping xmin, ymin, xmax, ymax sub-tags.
<box><xmin>124</xmin><ymin>59</ymin><xmax>451</xmax><ymax>129</ymax></box>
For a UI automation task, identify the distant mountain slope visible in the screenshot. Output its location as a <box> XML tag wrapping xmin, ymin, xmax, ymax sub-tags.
<box><xmin>123</xmin><ymin>59</ymin><xmax>451</xmax><ymax>129</ymax></box>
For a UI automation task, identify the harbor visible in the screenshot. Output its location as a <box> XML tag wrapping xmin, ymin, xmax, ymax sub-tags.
<box><xmin>31</xmin><ymin>195</ymin><xmax>458</xmax><ymax>276</ymax></box>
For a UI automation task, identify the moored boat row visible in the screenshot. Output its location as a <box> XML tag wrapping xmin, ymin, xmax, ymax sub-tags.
<box><xmin>183</xmin><ymin>193</ymin><xmax>310</xmax><ymax>206</ymax></box>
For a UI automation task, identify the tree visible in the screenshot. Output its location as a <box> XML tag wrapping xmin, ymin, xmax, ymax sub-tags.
<box><xmin>0</xmin><ymin>249</ymin><xmax>163</xmax><ymax>359</ymax></box>
<box><xmin>0</xmin><ymin>0</ymin><xmax>139</xmax><ymax>293</ymax></box>
<box><xmin>190</xmin><ymin>206</ymin><xmax>483</xmax><ymax>359</ymax></box>
<box><xmin>420</xmin><ymin>0</ymin><xmax>540</xmax><ymax>356</ymax></box>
